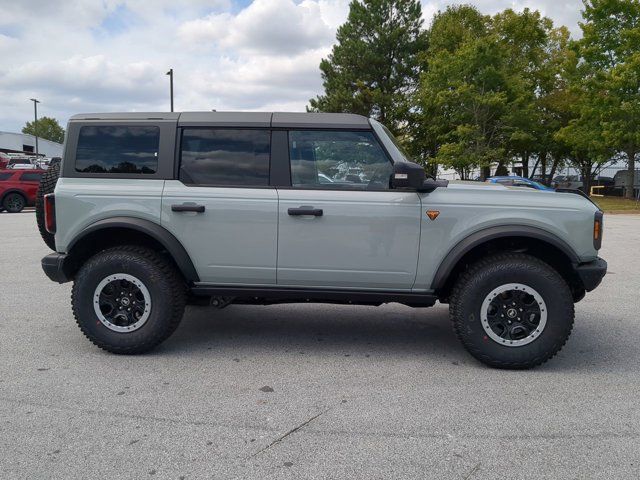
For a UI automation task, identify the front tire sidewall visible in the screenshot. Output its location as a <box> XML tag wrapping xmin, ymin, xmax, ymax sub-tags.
<box><xmin>453</xmin><ymin>258</ymin><xmax>574</xmax><ymax>368</ymax></box>
<box><xmin>73</xmin><ymin>250</ymin><xmax>182</xmax><ymax>353</ymax></box>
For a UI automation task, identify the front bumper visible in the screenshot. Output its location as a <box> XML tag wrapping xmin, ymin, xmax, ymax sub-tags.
<box><xmin>41</xmin><ymin>253</ymin><xmax>72</xmax><ymax>284</ymax></box>
<box><xmin>575</xmin><ymin>257</ymin><xmax>607</xmax><ymax>291</ymax></box>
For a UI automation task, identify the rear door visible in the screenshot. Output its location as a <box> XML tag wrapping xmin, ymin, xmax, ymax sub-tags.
<box><xmin>276</xmin><ymin>129</ymin><xmax>422</xmax><ymax>290</ymax></box>
<box><xmin>161</xmin><ymin>127</ymin><xmax>278</xmax><ymax>285</ymax></box>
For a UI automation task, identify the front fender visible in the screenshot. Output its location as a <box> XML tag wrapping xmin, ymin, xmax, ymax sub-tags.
<box><xmin>428</xmin><ymin>225</ymin><xmax>580</xmax><ymax>290</ymax></box>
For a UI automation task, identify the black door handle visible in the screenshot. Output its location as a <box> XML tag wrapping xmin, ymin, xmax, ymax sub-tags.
<box><xmin>172</xmin><ymin>203</ymin><xmax>205</xmax><ymax>213</ymax></box>
<box><xmin>288</xmin><ymin>206</ymin><xmax>323</xmax><ymax>216</ymax></box>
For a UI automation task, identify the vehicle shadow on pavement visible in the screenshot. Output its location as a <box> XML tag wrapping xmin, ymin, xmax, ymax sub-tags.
<box><xmin>161</xmin><ymin>303</ymin><xmax>466</xmax><ymax>362</ymax></box>
<box><xmin>156</xmin><ymin>303</ymin><xmax>626</xmax><ymax>372</ymax></box>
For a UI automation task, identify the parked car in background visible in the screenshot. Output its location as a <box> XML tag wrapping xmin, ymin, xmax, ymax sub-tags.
<box><xmin>531</xmin><ymin>174</ymin><xmax>553</xmax><ymax>185</ymax></box>
<box><xmin>0</xmin><ymin>153</ymin><xmax>9</xmax><ymax>169</ymax></box>
<box><xmin>34</xmin><ymin>158</ymin><xmax>51</xmax><ymax>170</ymax></box>
<box><xmin>552</xmin><ymin>175</ymin><xmax>583</xmax><ymax>190</ymax></box>
<box><xmin>613</xmin><ymin>170</ymin><xmax>640</xmax><ymax>197</ymax></box>
<box><xmin>7</xmin><ymin>157</ymin><xmax>38</xmax><ymax>170</ymax></box>
<box><xmin>487</xmin><ymin>176</ymin><xmax>554</xmax><ymax>191</ymax></box>
<box><xmin>0</xmin><ymin>169</ymin><xmax>45</xmax><ymax>212</ymax></box>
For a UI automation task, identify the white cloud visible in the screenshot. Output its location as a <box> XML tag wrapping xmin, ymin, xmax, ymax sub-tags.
<box><xmin>178</xmin><ymin>0</ymin><xmax>336</xmax><ymax>55</ymax></box>
<box><xmin>0</xmin><ymin>0</ymin><xmax>582</xmax><ymax>133</ymax></box>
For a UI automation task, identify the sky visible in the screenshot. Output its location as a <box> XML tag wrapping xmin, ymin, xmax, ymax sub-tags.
<box><xmin>0</xmin><ymin>0</ymin><xmax>585</xmax><ymax>134</ymax></box>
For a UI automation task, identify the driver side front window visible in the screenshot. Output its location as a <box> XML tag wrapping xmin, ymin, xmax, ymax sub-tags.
<box><xmin>288</xmin><ymin>130</ymin><xmax>392</xmax><ymax>190</ymax></box>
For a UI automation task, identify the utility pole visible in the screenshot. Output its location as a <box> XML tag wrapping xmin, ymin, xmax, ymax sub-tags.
<box><xmin>166</xmin><ymin>69</ymin><xmax>174</xmax><ymax>112</ymax></box>
<box><xmin>30</xmin><ymin>98</ymin><xmax>40</xmax><ymax>156</ymax></box>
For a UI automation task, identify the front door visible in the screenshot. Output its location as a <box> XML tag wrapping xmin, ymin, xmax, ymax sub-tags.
<box><xmin>162</xmin><ymin>128</ymin><xmax>278</xmax><ymax>285</ymax></box>
<box><xmin>277</xmin><ymin>130</ymin><xmax>422</xmax><ymax>290</ymax></box>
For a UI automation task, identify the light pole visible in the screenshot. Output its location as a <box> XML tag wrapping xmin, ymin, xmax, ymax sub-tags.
<box><xmin>166</xmin><ymin>69</ymin><xmax>174</xmax><ymax>112</ymax></box>
<box><xmin>30</xmin><ymin>98</ymin><xmax>40</xmax><ymax>156</ymax></box>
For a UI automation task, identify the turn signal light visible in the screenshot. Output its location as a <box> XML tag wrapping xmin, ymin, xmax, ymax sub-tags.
<box><xmin>593</xmin><ymin>211</ymin><xmax>603</xmax><ymax>250</ymax></box>
<box><xmin>44</xmin><ymin>193</ymin><xmax>56</xmax><ymax>234</ymax></box>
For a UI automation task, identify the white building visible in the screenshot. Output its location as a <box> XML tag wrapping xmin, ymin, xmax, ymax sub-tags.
<box><xmin>0</xmin><ymin>131</ymin><xmax>63</xmax><ymax>157</ymax></box>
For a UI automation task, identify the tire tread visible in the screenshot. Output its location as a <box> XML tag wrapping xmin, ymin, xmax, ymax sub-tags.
<box><xmin>35</xmin><ymin>162</ymin><xmax>60</xmax><ymax>250</ymax></box>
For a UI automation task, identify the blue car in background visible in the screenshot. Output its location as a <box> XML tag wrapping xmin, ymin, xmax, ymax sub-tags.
<box><xmin>487</xmin><ymin>176</ymin><xmax>554</xmax><ymax>191</ymax></box>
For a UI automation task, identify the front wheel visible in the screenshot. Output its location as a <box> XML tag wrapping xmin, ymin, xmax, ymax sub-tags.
<box><xmin>449</xmin><ymin>253</ymin><xmax>574</xmax><ymax>369</ymax></box>
<box><xmin>72</xmin><ymin>246</ymin><xmax>186</xmax><ymax>354</ymax></box>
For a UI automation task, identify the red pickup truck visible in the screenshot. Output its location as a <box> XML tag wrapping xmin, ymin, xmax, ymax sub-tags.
<box><xmin>0</xmin><ymin>169</ymin><xmax>45</xmax><ymax>213</ymax></box>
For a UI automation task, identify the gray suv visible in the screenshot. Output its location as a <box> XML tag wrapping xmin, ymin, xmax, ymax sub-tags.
<box><xmin>38</xmin><ymin>112</ymin><xmax>606</xmax><ymax>368</ymax></box>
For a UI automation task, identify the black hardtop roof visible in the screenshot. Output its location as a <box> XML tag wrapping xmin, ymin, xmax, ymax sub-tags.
<box><xmin>69</xmin><ymin>112</ymin><xmax>371</xmax><ymax>129</ymax></box>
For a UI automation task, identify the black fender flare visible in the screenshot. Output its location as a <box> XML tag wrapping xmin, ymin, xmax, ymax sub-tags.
<box><xmin>68</xmin><ymin>216</ymin><xmax>200</xmax><ymax>282</ymax></box>
<box><xmin>430</xmin><ymin>225</ymin><xmax>580</xmax><ymax>291</ymax></box>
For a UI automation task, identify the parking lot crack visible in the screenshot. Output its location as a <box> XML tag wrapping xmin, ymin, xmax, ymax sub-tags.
<box><xmin>249</xmin><ymin>407</ymin><xmax>331</xmax><ymax>458</ymax></box>
<box><xmin>463</xmin><ymin>462</ymin><xmax>481</xmax><ymax>480</ymax></box>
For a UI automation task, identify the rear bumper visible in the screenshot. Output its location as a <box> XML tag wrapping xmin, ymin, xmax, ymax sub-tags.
<box><xmin>575</xmin><ymin>257</ymin><xmax>607</xmax><ymax>291</ymax></box>
<box><xmin>41</xmin><ymin>253</ymin><xmax>72</xmax><ymax>284</ymax></box>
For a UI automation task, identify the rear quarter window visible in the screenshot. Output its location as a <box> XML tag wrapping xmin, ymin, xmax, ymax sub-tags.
<box><xmin>75</xmin><ymin>126</ymin><xmax>160</xmax><ymax>174</ymax></box>
<box><xmin>0</xmin><ymin>172</ymin><xmax>13</xmax><ymax>181</ymax></box>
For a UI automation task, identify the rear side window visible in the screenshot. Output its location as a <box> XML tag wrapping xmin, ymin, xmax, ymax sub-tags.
<box><xmin>0</xmin><ymin>172</ymin><xmax>13</xmax><ymax>181</ymax></box>
<box><xmin>75</xmin><ymin>126</ymin><xmax>159</xmax><ymax>174</ymax></box>
<box><xmin>20</xmin><ymin>172</ymin><xmax>43</xmax><ymax>182</ymax></box>
<box><xmin>180</xmin><ymin>129</ymin><xmax>270</xmax><ymax>186</ymax></box>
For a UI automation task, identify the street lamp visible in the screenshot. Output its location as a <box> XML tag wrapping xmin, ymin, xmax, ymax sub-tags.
<box><xmin>166</xmin><ymin>69</ymin><xmax>174</xmax><ymax>112</ymax></box>
<box><xmin>29</xmin><ymin>98</ymin><xmax>40</xmax><ymax>156</ymax></box>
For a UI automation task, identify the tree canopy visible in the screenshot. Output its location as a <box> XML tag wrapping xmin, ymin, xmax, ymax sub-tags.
<box><xmin>309</xmin><ymin>0</ymin><xmax>427</xmax><ymax>134</ymax></box>
<box><xmin>22</xmin><ymin>116</ymin><xmax>65</xmax><ymax>144</ymax></box>
<box><xmin>310</xmin><ymin>0</ymin><xmax>640</xmax><ymax>193</ymax></box>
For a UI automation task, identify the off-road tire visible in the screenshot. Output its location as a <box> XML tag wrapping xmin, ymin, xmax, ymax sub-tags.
<box><xmin>36</xmin><ymin>162</ymin><xmax>60</xmax><ymax>250</ymax></box>
<box><xmin>3</xmin><ymin>192</ymin><xmax>26</xmax><ymax>213</ymax></box>
<box><xmin>72</xmin><ymin>246</ymin><xmax>186</xmax><ymax>354</ymax></box>
<box><xmin>450</xmin><ymin>253</ymin><xmax>574</xmax><ymax>369</ymax></box>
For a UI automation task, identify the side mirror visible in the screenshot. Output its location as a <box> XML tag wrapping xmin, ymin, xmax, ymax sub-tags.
<box><xmin>391</xmin><ymin>161</ymin><xmax>425</xmax><ymax>190</ymax></box>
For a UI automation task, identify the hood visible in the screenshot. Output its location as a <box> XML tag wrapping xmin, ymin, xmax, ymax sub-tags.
<box><xmin>432</xmin><ymin>180</ymin><xmax>599</xmax><ymax>213</ymax></box>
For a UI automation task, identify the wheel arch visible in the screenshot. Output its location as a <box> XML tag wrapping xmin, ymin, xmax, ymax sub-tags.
<box><xmin>431</xmin><ymin>226</ymin><xmax>584</xmax><ymax>302</ymax></box>
<box><xmin>66</xmin><ymin>217</ymin><xmax>200</xmax><ymax>283</ymax></box>
<box><xmin>1</xmin><ymin>188</ymin><xmax>28</xmax><ymax>203</ymax></box>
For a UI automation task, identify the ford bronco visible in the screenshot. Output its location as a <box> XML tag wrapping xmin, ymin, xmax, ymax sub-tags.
<box><xmin>38</xmin><ymin>112</ymin><xmax>606</xmax><ymax>368</ymax></box>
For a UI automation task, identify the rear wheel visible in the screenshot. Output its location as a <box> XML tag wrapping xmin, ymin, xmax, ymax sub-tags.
<box><xmin>450</xmin><ymin>253</ymin><xmax>574</xmax><ymax>369</ymax></box>
<box><xmin>3</xmin><ymin>193</ymin><xmax>26</xmax><ymax>213</ymax></box>
<box><xmin>72</xmin><ymin>246</ymin><xmax>186</xmax><ymax>354</ymax></box>
<box><xmin>36</xmin><ymin>162</ymin><xmax>60</xmax><ymax>250</ymax></box>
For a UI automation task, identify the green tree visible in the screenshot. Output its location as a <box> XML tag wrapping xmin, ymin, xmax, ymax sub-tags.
<box><xmin>415</xmin><ymin>5</ymin><xmax>518</xmax><ymax>178</ymax></box>
<box><xmin>578</xmin><ymin>0</ymin><xmax>640</xmax><ymax>198</ymax></box>
<box><xmin>407</xmin><ymin>5</ymin><xmax>488</xmax><ymax>174</ymax></box>
<box><xmin>22</xmin><ymin>116</ymin><xmax>65</xmax><ymax>144</ymax></box>
<box><xmin>493</xmin><ymin>8</ymin><xmax>555</xmax><ymax>178</ymax></box>
<box><xmin>554</xmin><ymin>92</ymin><xmax>613</xmax><ymax>193</ymax></box>
<box><xmin>309</xmin><ymin>0</ymin><xmax>427</xmax><ymax>134</ymax></box>
<box><xmin>532</xmin><ymin>26</ymin><xmax>576</xmax><ymax>183</ymax></box>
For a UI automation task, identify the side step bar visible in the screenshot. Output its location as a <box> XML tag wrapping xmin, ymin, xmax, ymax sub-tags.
<box><xmin>190</xmin><ymin>285</ymin><xmax>438</xmax><ymax>307</ymax></box>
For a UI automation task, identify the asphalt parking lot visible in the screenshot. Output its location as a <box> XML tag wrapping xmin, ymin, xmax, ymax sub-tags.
<box><xmin>1</xmin><ymin>212</ymin><xmax>639</xmax><ymax>479</ymax></box>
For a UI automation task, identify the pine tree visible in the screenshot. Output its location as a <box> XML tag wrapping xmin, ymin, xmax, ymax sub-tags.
<box><xmin>309</xmin><ymin>0</ymin><xmax>426</xmax><ymax>134</ymax></box>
